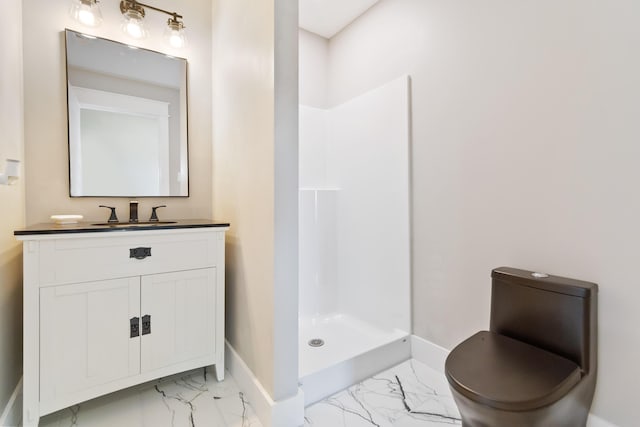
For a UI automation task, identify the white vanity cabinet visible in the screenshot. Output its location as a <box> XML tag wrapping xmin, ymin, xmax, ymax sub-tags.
<box><xmin>15</xmin><ymin>223</ymin><xmax>228</xmax><ymax>427</ymax></box>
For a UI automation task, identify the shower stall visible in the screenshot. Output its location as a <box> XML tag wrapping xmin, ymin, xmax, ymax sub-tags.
<box><xmin>298</xmin><ymin>76</ymin><xmax>411</xmax><ymax>404</ymax></box>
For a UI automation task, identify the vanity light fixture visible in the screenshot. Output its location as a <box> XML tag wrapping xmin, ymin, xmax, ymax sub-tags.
<box><xmin>120</xmin><ymin>0</ymin><xmax>148</xmax><ymax>39</ymax></box>
<box><xmin>164</xmin><ymin>16</ymin><xmax>187</xmax><ymax>49</ymax></box>
<box><xmin>120</xmin><ymin>0</ymin><xmax>186</xmax><ymax>48</ymax></box>
<box><xmin>69</xmin><ymin>0</ymin><xmax>103</xmax><ymax>28</ymax></box>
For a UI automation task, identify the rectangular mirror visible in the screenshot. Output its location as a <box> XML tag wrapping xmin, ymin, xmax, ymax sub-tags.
<box><xmin>65</xmin><ymin>29</ymin><xmax>189</xmax><ymax>197</ymax></box>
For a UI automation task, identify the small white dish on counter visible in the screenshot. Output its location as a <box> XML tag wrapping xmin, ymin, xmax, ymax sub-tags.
<box><xmin>50</xmin><ymin>214</ymin><xmax>83</xmax><ymax>224</ymax></box>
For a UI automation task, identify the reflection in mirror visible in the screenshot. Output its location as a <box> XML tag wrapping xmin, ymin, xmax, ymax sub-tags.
<box><xmin>65</xmin><ymin>29</ymin><xmax>189</xmax><ymax>197</ymax></box>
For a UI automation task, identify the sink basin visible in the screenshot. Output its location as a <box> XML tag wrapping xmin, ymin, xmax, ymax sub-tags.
<box><xmin>92</xmin><ymin>221</ymin><xmax>177</xmax><ymax>227</ymax></box>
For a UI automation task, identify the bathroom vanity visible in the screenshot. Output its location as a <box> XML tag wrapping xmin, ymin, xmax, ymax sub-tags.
<box><xmin>15</xmin><ymin>220</ymin><xmax>229</xmax><ymax>427</ymax></box>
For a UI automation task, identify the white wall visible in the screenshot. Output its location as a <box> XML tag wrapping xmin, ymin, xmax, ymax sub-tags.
<box><xmin>299</xmin><ymin>106</ymin><xmax>329</xmax><ymax>188</ymax></box>
<box><xmin>22</xmin><ymin>0</ymin><xmax>212</xmax><ymax>224</ymax></box>
<box><xmin>0</xmin><ymin>0</ymin><xmax>25</xmax><ymax>412</ymax></box>
<box><xmin>212</xmin><ymin>0</ymin><xmax>299</xmax><ymax>402</ymax></box>
<box><xmin>299</xmin><ymin>30</ymin><xmax>328</xmax><ymax>109</ymax></box>
<box><xmin>273</xmin><ymin>0</ymin><xmax>300</xmax><ymax>402</ymax></box>
<box><xmin>327</xmin><ymin>1</ymin><xmax>640</xmax><ymax>425</ymax></box>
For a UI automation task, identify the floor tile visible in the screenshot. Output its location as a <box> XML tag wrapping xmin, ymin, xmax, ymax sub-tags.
<box><xmin>38</xmin><ymin>369</ymin><xmax>262</xmax><ymax>427</ymax></box>
<box><xmin>304</xmin><ymin>359</ymin><xmax>461</xmax><ymax>426</ymax></box>
<box><xmin>34</xmin><ymin>359</ymin><xmax>459</xmax><ymax>427</ymax></box>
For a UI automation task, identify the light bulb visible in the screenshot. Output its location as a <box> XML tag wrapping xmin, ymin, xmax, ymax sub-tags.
<box><xmin>168</xmin><ymin>31</ymin><xmax>185</xmax><ymax>48</ymax></box>
<box><xmin>121</xmin><ymin>9</ymin><xmax>148</xmax><ymax>39</ymax></box>
<box><xmin>69</xmin><ymin>0</ymin><xmax>103</xmax><ymax>28</ymax></box>
<box><xmin>126</xmin><ymin>20</ymin><xmax>144</xmax><ymax>38</ymax></box>
<box><xmin>164</xmin><ymin>18</ymin><xmax>186</xmax><ymax>49</ymax></box>
<box><xmin>78</xmin><ymin>9</ymin><xmax>95</xmax><ymax>26</ymax></box>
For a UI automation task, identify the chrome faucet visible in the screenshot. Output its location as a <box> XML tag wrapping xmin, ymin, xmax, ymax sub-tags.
<box><xmin>129</xmin><ymin>200</ymin><xmax>139</xmax><ymax>223</ymax></box>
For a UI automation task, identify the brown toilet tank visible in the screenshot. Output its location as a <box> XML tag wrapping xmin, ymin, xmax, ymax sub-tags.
<box><xmin>490</xmin><ymin>267</ymin><xmax>598</xmax><ymax>376</ymax></box>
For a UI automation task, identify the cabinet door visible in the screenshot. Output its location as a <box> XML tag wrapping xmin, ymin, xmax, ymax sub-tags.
<box><xmin>141</xmin><ymin>268</ymin><xmax>216</xmax><ymax>373</ymax></box>
<box><xmin>40</xmin><ymin>277</ymin><xmax>140</xmax><ymax>404</ymax></box>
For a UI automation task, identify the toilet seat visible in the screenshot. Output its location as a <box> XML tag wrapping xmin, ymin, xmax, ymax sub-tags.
<box><xmin>445</xmin><ymin>331</ymin><xmax>581</xmax><ymax>411</ymax></box>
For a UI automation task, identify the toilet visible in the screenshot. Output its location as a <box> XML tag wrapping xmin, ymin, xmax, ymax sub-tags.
<box><xmin>445</xmin><ymin>267</ymin><xmax>598</xmax><ymax>427</ymax></box>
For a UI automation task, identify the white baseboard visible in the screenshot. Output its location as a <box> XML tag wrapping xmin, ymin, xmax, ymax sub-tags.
<box><xmin>410</xmin><ymin>334</ymin><xmax>619</xmax><ymax>427</ymax></box>
<box><xmin>225</xmin><ymin>341</ymin><xmax>304</xmax><ymax>427</ymax></box>
<box><xmin>0</xmin><ymin>377</ymin><xmax>22</xmax><ymax>427</ymax></box>
<box><xmin>410</xmin><ymin>334</ymin><xmax>449</xmax><ymax>373</ymax></box>
<box><xmin>587</xmin><ymin>413</ymin><xmax>619</xmax><ymax>427</ymax></box>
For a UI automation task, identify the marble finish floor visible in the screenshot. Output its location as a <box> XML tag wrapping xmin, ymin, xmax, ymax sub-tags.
<box><xmin>31</xmin><ymin>359</ymin><xmax>458</xmax><ymax>427</ymax></box>
<box><xmin>304</xmin><ymin>359</ymin><xmax>461</xmax><ymax>426</ymax></box>
<box><xmin>38</xmin><ymin>368</ymin><xmax>262</xmax><ymax>427</ymax></box>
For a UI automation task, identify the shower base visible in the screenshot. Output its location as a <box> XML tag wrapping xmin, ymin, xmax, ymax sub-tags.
<box><xmin>299</xmin><ymin>313</ymin><xmax>410</xmax><ymax>405</ymax></box>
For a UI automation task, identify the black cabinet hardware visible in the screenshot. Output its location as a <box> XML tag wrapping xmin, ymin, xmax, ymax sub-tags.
<box><xmin>130</xmin><ymin>247</ymin><xmax>152</xmax><ymax>260</ymax></box>
<box><xmin>130</xmin><ymin>317</ymin><xmax>139</xmax><ymax>338</ymax></box>
<box><xmin>142</xmin><ymin>314</ymin><xmax>151</xmax><ymax>335</ymax></box>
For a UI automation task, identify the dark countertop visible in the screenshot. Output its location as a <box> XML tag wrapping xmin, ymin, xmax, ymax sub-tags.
<box><xmin>14</xmin><ymin>219</ymin><xmax>230</xmax><ymax>236</ymax></box>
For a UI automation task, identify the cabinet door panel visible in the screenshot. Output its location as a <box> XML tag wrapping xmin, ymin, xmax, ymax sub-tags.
<box><xmin>40</xmin><ymin>277</ymin><xmax>140</xmax><ymax>403</ymax></box>
<box><xmin>141</xmin><ymin>268</ymin><xmax>215</xmax><ymax>372</ymax></box>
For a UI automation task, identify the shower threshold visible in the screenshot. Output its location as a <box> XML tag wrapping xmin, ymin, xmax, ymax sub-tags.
<box><xmin>299</xmin><ymin>313</ymin><xmax>410</xmax><ymax>405</ymax></box>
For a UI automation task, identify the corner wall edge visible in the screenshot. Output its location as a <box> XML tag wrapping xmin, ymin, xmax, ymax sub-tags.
<box><xmin>225</xmin><ymin>341</ymin><xmax>304</xmax><ymax>427</ymax></box>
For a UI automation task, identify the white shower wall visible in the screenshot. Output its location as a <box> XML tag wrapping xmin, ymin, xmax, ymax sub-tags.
<box><xmin>299</xmin><ymin>188</ymin><xmax>338</xmax><ymax>317</ymax></box>
<box><xmin>299</xmin><ymin>106</ymin><xmax>330</xmax><ymax>188</ymax></box>
<box><xmin>299</xmin><ymin>106</ymin><xmax>337</xmax><ymax>318</ymax></box>
<box><xmin>299</xmin><ymin>75</ymin><xmax>411</xmax><ymax>335</ymax></box>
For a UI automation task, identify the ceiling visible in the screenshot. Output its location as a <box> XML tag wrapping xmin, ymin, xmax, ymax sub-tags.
<box><xmin>299</xmin><ymin>0</ymin><xmax>381</xmax><ymax>39</ymax></box>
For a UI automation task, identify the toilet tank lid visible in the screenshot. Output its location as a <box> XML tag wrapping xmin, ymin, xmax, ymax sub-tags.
<box><xmin>492</xmin><ymin>267</ymin><xmax>598</xmax><ymax>298</ymax></box>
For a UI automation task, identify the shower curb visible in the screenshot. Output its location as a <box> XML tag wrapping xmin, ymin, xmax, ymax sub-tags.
<box><xmin>300</xmin><ymin>335</ymin><xmax>411</xmax><ymax>406</ymax></box>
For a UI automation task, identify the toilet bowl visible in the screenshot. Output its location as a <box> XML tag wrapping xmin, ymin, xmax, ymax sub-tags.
<box><xmin>445</xmin><ymin>267</ymin><xmax>598</xmax><ymax>427</ymax></box>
